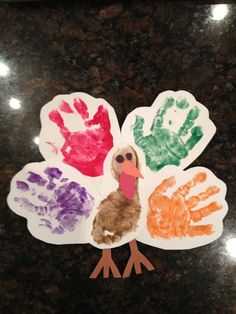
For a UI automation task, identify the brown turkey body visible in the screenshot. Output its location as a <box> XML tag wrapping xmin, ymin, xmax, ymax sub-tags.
<box><xmin>92</xmin><ymin>187</ymin><xmax>141</xmax><ymax>245</ymax></box>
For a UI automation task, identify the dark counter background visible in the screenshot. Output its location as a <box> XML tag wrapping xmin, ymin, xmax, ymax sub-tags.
<box><xmin>0</xmin><ymin>1</ymin><xmax>235</xmax><ymax>313</ymax></box>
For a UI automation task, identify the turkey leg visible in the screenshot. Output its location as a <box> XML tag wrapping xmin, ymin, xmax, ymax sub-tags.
<box><xmin>123</xmin><ymin>240</ymin><xmax>155</xmax><ymax>278</ymax></box>
<box><xmin>90</xmin><ymin>249</ymin><xmax>121</xmax><ymax>279</ymax></box>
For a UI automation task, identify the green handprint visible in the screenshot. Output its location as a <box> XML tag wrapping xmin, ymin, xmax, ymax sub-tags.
<box><xmin>133</xmin><ymin>97</ymin><xmax>203</xmax><ymax>171</ymax></box>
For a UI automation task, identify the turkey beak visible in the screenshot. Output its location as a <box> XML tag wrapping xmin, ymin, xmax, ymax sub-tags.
<box><xmin>121</xmin><ymin>161</ymin><xmax>144</xmax><ymax>179</ymax></box>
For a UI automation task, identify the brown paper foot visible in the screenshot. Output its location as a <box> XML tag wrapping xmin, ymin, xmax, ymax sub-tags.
<box><xmin>90</xmin><ymin>249</ymin><xmax>122</xmax><ymax>279</ymax></box>
<box><xmin>123</xmin><ymin>240</ymin><xmax>155</xmax><ymax>278</ymax></box>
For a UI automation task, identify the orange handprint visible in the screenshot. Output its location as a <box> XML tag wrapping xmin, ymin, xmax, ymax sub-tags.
<box><xmin>147</xmin><ymin>172</ymin><xmax>223</xmax><ymax>238</ymax></box>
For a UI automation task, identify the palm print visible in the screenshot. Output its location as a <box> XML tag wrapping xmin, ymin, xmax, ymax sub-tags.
<box><xmin>48</xmin><ymin>97</ymin><xmax>113</xmax><ymax>177</ymax></box>
<box><xmin>133</xmin><ymin>97</ymin><xmax>203</xmax><ymax>171</ymax></box>
<box><xmin>147</xmin><ymin>171</ymin><xmax>222</xmax><ymax>238</ymax></box>
<box><xmin>14</xmin><ymin>166</ymin><xmax>94</xmax><ymax>234</ymax></box>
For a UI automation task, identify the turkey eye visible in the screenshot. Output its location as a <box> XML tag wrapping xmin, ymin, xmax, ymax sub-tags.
<box><xmin>116</xmin><ymin>155</ymin><xmax>124</xmax><ymax>163</ymax></box>
<box><xmin>126</xmin><ymin>153</ymin><xmax>132</xmax><ymax>160</ymax></box>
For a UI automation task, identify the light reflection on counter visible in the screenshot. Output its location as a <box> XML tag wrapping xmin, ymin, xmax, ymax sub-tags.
<box><xmin>9</xmin><ymin>97</ymin><xmax>21</xmax><ymax>110</ymax></box>
<box><xmin>33</xmin><ymin>136</ymin><xmax>40</xmax><ymax>145</ymax></box>
<box><xmin>226</xmin><ymin>238</ymin><xmax>236</xmax><ymax>258</ymax></box>
<box><xmin>211</xmin><ymin>4</ymin><xmax>229</xmax><ymax>21</ymax></box>
<box><xmin>0</xmin><ymin>61</ymin><xmax>10</xmax><ymax>77</ymax></box>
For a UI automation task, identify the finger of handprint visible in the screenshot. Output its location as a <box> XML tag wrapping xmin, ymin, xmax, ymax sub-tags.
<box><xmin>27</xmin><ymin>172</ymin><xmax>47</xmax><ymax>186</ymax></box>
<box><xmin>16</xmin><ymin>181</ymin><xmax>30</xmax><ymax>192</ymax></box>
<box><xmin>73</xmin><ymin>98</ymin><xmax>89</xmax><ymax>119</ymax></box>
<box><xmin>15</xmin><ymin>172</ymin><xmax>57</xmax><ymax>209</ymax></box>
<box><xmin>49</xmin><ymin>110</ymin><xmax>70</xmax><ymax>138</ymax></box>
<box><xmin>16</xmin><ymin>179</ymin><xmax>37</xmax><ymax>197</ymax></box>
<box><xmin>184</xmin><ymin>126</ymin><xmax>203</xmax><ymax>150</ymax></box>
<box><xmin>85</xmin><ymin>105</ymin><xmax>111</xmax><ymax>130</ymax></box>
<box><xmin>173</xmin><ymin>172</ymin><xmax>207</xmax><ymax>197</ymax></box>
<box><xmin>133</xmin><ymin>115</ymin><xmax>144</xmax><ymax>143</ymax></box>
<box><xmin>178</xmin><ymin>106</ymin><xmax>200</xmax><ymax>137</ymax></box>
<box><xmin>39</xmin><ymin>219</ymin><xmax>52</xmax><ymax>229</ymax></box>
<box><xmin>152</xmin><ymin>176</ymin><xmax>176</xmax><ymax>193</ymax></box>
<box><xmin>176</xmin><ymin>98</ymin><xmax>189</xmax><ymax>109</ymax></box>
<box><xmin>150</xmin><ymin>97</ymin><xmax>175</xmax><ymax>133</ymax></box>
<box><xmin>17</xmin><ymin>168</ymin><xmax>62</xmax><ymax>195</ymax></box>
<box><xmin>187</xmin><ymin>224</ymin><xmax>213</xmax><ymax>237</ymax></box>
<box><xmin>59</xmin><ymin>100</ymin><xmax>74</xmax><ymax>113</ymax></box>
<box><xmin>186</xmin><ymin>185</ymin><xmax>220</xmax><ymax>209</ymax></box>
<box><xmin>190</xmin><ymin>201</ymin><xmax>222</xmax><ymax>222</ymax></box>
<box><xmin>44</xmin><ymin>167</ymin><xmax>63</xmax><ymax>190</ymax></box>
<box><xmin>14</xmin><ymin>197</ymin><xmax>47</xmax><ymax>215</ymax></box>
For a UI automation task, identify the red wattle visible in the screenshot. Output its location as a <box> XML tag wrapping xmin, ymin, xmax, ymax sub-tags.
<box><xmin>119</xmin><ymin>172</ymin><xmax>136</xmax><ymax>200</ymax></box>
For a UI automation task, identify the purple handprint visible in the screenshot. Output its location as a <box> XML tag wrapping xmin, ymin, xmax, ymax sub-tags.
<box><xmin>14</xmin><ymin>167</ymin><xmax>94</xmax><ymax>234</ymax></box>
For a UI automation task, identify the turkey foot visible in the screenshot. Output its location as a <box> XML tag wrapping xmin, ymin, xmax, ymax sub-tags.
<box><xmin>123</xmin><ymin>240</ymin><xmax>155</xmax><ymax>278</ymax></box>
<box><xmin>90</xmin><ymin>249</ymin><xmax>121</xmax><ymax>279</ymax></box>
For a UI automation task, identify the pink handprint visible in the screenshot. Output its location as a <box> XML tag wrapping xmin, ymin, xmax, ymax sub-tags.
<box><xmin>48</xmin><ymin>98</ymin><xmax>113</xmax><ymax>177</ymax></box>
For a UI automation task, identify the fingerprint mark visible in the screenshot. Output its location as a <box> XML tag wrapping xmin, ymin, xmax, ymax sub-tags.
<box><xmin>44</xmin><ymin>167</ymin><xmax>62</xmax><ymax>179</ymax></box>
<box><xmin>27</xmin><ymin>172</ymin><xmax>47</xmax><ymax>186</ymax></box>
<box><xmin>59</xmin><ymin>100</ymin><xmax>73</xmax><ymax>113</ymax></box>
<box><xmin>16</xmin><ymin>181</ymin><xmax>29</xmax><ymax>192</ymax></box>
<box><xmin>73</xmin><ymin>98</ymin><xmax>89</xmax><ymax>119</ymax></box>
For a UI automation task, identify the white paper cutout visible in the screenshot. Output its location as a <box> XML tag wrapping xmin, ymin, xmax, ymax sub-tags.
<box><xmin>7</xmin><ymin>160</ymin><xmax>98</xmax><ymax>245</ymax></box>
<box><xmin>39</xmin><ymin>92</ymin><xmax>122</xmax><ymax>188</ymax></box>
<box><xmin>7</xmin><ymin>90</ymin><xmax>228</xmax><ymax>252</ymax></box>
<box><xmin>121</xmin><ymin>90</ymin><xmax>216</xmax><ymax>176</ymax></box>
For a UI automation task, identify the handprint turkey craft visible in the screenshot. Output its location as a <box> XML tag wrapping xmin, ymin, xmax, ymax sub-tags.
<box><xmin>7</xmin><ymin>91</ymin><xmax>228</xmax><ymax>278</ymax></box>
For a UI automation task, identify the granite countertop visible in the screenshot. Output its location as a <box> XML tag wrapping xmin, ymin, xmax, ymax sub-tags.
<box><xmin>0</xmin><ymin>1</ymin><xmax>235</xmax><ymax>313</ymax></box>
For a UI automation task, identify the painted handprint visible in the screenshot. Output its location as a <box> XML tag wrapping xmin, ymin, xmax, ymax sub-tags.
<box><xmin>8</xmin><ymin>162</ymin><xmax>95</xmax><ymax>237</ymax></box>
<box><xmin>48</xmin><ymin>98</ymin><xmax>113</xmax><ymax>177</ymax></box>
<box><xmin>121</xmin><ymin>91</ymin><xmax>216</xmax><ymax>173</ymax></box>
<box><xmin>147</xmin><ymin>171</ymin><xmax>223</xmax><ymax>238</ymax></box>
<box><xmin>133</xmin><ymin>97</ymin><xmax>203</xmax><ymax>171</ymax></box>
<box><xmin>39</xmin><ymin>93</ymin><xmax>121</xmax><ymax>177</ymax></box>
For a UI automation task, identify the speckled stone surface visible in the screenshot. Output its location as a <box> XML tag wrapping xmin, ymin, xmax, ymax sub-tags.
<box><xmin>0</xmin><ymin>1</ymin><xmax>235</xmax><ymax>313</ymax></box>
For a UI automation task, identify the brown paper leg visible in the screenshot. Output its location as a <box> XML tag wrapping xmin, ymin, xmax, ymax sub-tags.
<box><xmin>90</xmin><ymin>249</ymin><xmax>121</xmax><ymax>279</ymax></box>
<box><xmin>123</xmin><ymin>240</ymin><xmax>155</xmax><ymax>278</ymax></box>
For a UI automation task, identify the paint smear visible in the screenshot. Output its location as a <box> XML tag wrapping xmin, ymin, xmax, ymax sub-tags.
<box><xmin>133</xmin><ymin>97</ymin><xmax>203</xmax><ymax>171</ymax></box>
<box><xmin>15</xmin><ymin>167</ymin><xmax>95</xmax><ymax>234</ymax></box>
<box><xmin>60</xmin><ymin>178</ymin><xmax>68</xmax><ymax>183</ymax></box>
<box><xmin>147</xmin><ymin>172</ymin><xmax>222</xmax><ymax>238</ymax></box>
<box><xmin>48</xmin><ymin>100</ymin><xmax>113</xmax><ymax>177</ymax></box>
<box><xmin>46</xmin><ymin>141</ymin><xmax>59</xmax><ymax>154</ymax></box>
